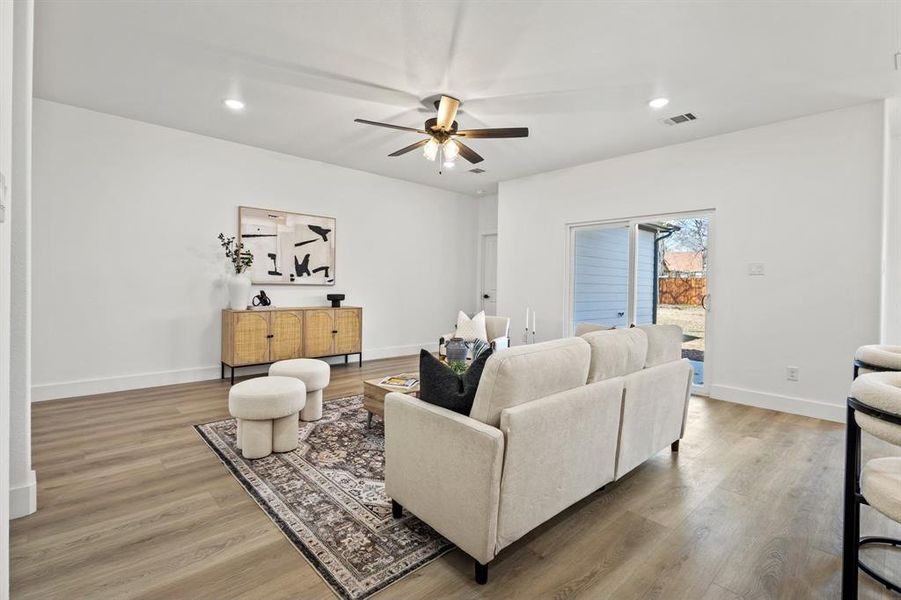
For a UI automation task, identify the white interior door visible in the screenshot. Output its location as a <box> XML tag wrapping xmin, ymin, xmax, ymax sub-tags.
<box><xmin>481</xmin><ymin>234</ymin><xmax>497</xmax><ymax>314</ymax></box>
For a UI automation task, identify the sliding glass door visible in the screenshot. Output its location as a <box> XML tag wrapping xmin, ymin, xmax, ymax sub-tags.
<box><xmin>572</xmin><ymin>223</ymin><xmax>631</xmax><ymax>329</ymax></box>
<box><xmin>568</xmin><ymin>212</ymin><xmax>712</xmax><ymax>395</ymax></box>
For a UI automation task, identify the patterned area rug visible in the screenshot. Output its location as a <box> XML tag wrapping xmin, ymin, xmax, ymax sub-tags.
<box><xmin>195</xmin><ymin>394</ymin><xmax>453</xmax><ymax>600</ymax></box>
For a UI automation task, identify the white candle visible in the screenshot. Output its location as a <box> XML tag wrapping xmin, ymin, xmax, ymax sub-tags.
<box><xmin>532</xmin><ymin>311</ymin><xmax>536</xmax><ymax>334</ymax></box>
<box><xmin>525</xmin><ymin>307</ymin><xmax>530</xmax><ymax>329</ymax></box>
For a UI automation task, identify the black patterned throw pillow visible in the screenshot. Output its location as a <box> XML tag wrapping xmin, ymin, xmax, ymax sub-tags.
<box><xmin>418</xmin><ymin>348</ymin><xmax>493</xmax><ymax>415</ymax></box>
<box><xmin>471</xmin><ymin>338</ymin><xmax>491</xmax><ymax>360</ymax></box>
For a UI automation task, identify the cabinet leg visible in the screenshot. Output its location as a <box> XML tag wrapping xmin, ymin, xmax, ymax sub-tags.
<box><xmin>221</xmin><ymin>363</ymin><xmax>225</xmax><ymax>379</ymax></box>
<box><xmin>474</xmin><ymin>560</ymin><xmax>488</xmax><ymax>585</ymax></box>
<box><xmin>392</xmin><ymin>500</ymin><xmax>403</xmax><ymax>518</ymax></box>
<box><xmin>345</xmin><ymin>354</ymin><xmax>348</xmax><ymax>364</ymax></box>
<box><xmin>671</xmin><ymin>440</ymin><xmax>680</xmax><ymax>452</ymax></box>
<box><xmin>359</xmin><ymin>353</ymin><xmax>362</xmax><ymax>367</ymax></box>
<box><xmin>231</xmin><ymin>367</ymin><xmax>235</xmax><ymax>386</ymax></box>
<box><xmin>367</xmin><ymin>412</ymin><xmax>373</xmax><ymax>428</ymax></box>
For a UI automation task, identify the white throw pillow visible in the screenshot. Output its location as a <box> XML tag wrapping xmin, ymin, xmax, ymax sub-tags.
<box><xmin>455</xmin><ymin>311</ymin><xmax>488</xmax><ymax>342</ymax></box>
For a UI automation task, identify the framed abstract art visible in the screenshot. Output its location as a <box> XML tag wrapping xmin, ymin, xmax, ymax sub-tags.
<box><xmin>238</xmin><ymin>206</ymin><xmax>336</xmax><ymax>285</ymax></box>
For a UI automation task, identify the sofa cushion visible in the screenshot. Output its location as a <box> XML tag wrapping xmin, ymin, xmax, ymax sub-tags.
<box><xmin>575</xmin><ymin>322</ymin><xmax>615</xmax><ymax>336</ymax></box>
<box><xmin>469</xmin><ymin>337</ymin><xmax>591</xmax><ymax>426</ymax></box>
<box><xmin>418</xmin><ymin>349</ymin><xmax>492</xmax><ymax>415</ymax></box>
<box><xmin>637</xmin><ymin>324</ymin><xmax>683</xmax><ymax>367</ymax></box>
<box><xmin>581</xmin><ymin>328</ymin><xmax>647</xmax><ymax>382</ymax></box>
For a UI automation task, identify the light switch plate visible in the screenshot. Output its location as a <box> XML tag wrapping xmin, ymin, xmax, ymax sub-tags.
<box><xmin>748</xmin><ymin>262</ymin><xmax>765</xmax><ymax>276</ymax></box>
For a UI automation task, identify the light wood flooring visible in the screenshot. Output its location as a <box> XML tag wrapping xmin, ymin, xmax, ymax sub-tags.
<box><xmin>10</xmin><ymin>355</ymin><xmax>901</xmax><ymax>599</ymax></box>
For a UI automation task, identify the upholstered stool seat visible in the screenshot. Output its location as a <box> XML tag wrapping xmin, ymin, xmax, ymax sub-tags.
<box><xmin>850</xmin><ymin>371</ymin><xmax>901</xmax><ymax>446</ymax></box>
<box><xmin>269</xmin><ymin>358</ymin><xmax>330</xmax><ymax>421</ymax></box>
<box><xmin>228</xmin><ymin>376</ymin><xmax>305</xmax><ymax>459</ymax></box>
<box><xmin>861</xmin><ymin>457</ymin><xmax>901</xmax><ymax>524</ymax></box>
<box><xmin>854</xmin><ymin>345</ymin><xmax>901</xmax><ymax>375</ymax></box>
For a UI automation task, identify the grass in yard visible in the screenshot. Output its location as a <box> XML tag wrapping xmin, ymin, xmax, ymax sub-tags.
<box><xmin>657</xmin><ymin>304</ymin><xmax>705</xmax><ymax>352</ymax></box>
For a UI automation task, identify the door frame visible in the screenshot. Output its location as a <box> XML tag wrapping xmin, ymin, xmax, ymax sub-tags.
<box><xmin>478</xmin><ymin>232</ymin><xmax>498</xmax><ymax>314</ymax></box>
<box><xmin>565</xmin><ymin>209</ymin><xmax>715</xmax><ymax>396</ymax></box>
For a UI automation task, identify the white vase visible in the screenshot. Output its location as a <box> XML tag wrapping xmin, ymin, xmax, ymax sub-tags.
<box><xmin>227</xmin><ymin>273</ymin><xmax>251</xmax><ymax>310</ymax></box>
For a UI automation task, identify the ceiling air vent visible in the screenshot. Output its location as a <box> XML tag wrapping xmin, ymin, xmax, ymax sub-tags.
<box><xmin>661</xmin><ymin>112</ymin><xmax>697</xmax><ymax>126</ymax></box>
<box><xmin>469</xmin><ymin>168</ymin><xmax>486</xmax><ymax>174</ymax></box>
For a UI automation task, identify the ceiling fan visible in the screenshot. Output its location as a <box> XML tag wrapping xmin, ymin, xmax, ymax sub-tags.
<box><xmin>354</xmin><ymin>95</ymin><xmax>528</xmax><ymax>173</ymax></box>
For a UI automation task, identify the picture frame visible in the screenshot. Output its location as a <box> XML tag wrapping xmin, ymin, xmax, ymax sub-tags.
<box><xmin>238</xmin><ymin>206</ymin><xmax>336</xmax><ymax>286</ymax></box>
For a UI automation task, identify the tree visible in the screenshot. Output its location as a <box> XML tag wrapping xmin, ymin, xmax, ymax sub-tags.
<box><xmin>668</xmin><ymin>218</ymin><xmax>708</xmax><ymax>269</ymax></box>
<box><xmin>657</xmin><ymin>218</ymin><xmax>709</xmax><ymax>275</ymax></box>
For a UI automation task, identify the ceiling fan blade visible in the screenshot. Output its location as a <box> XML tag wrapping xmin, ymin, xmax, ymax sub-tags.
<box><xmin>354</xmin><ymin>118</ymin><xmax>425</xmax><ymax>133</ymax></box>
<box><xmin>455</xmin><ymin>140</ymin><xmax>484</xmax><ymax>164</ymax></box>
<box><xmin>435</xmin><ymin>96</ymin><xmax>460</xmax><ymax>131</ymax></box>
<box><xmin>456</xmin><ymin>127</ymin><xmax>529</xmax><ymax>138</ymax></box>
<box><xmin>388</xmin><ymin>139</ymin><xmax>430</xmax><ymax>157</ymax></box>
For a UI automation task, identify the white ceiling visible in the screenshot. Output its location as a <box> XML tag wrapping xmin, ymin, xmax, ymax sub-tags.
<box><xmin>34</xmin><ymin>0</ymin><xmax>901</xmax><ymax>196</ymax></box>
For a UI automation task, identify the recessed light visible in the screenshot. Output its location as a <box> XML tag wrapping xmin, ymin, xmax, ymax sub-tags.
<box><xmin>476</xmin><ymin>189</ymin><xmax>484</xmax><ymax>195</ymax></box>
<box><xmin>224</xmin><ymin>98</ymin><xmax>245</xmax><ymax>111</ymax></box>
<box><xmin>648</xmin><ymin>97</ymin><xmax>669</xmax><ymax>109</ymax></box>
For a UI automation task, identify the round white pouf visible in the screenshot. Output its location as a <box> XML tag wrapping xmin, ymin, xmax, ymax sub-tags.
<box><xmin>228</xmin><ymin>376</ymin><xmax>305</xmax><ymax>459</ymax></box>
<box><xmin>269</xmin><ymin>359</ymin><xmax>331</xmax><ymax>422</ymax></box>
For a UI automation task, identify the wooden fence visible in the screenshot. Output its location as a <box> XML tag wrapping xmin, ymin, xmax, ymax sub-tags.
<box><xmin>658</xmin><ymin>277</ymin><xmax>707</xmax><ymax>306</ymax></box>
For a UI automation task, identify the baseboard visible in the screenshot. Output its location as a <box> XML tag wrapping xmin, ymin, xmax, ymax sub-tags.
<box><xmin>10</xmin><ymin>471</ymin><xmax>36</xmax><ymax>519</ymax></box>
<box><xmin>31</xmin><ymin>342</ymin><xmax>438</xmax><ymax>402</ymax></box>
<box><xmin>709</xmin><ymin>384</ymin><xmax>844</xmax><ymax>423</ymax></box>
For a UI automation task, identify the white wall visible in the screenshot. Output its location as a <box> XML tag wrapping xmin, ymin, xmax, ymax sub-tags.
<box><xmin>477</xmin><ymin>193</ymin><xmax>498</xmax><ymax>233</ymax></box>
<box><xmin>0</xmin><ymin>0</ymin><xmax>13</xmax><ymax>594</ymax></box>
<box><xmin>10</xmin><ymin>0</ymin><xmax>35</xmax><ymax>519</ymax></box>
<box><xmin>498</xmin><ymin>102</ymin><xmax>885</xmax><ymax>422</ymax></box>
<box><xmin>881</xmin><ymin>98</ymin><xmax>901</xmax><ymax>344</ymax></box>
<box><xmin>32</xmin><ymin>100</ymin><xmax>478</xmax><ymax>400</ymax></box>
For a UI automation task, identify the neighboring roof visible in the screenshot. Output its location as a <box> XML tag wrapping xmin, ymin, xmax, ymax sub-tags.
<box><xmin>663</xmin><ymin>251</ymin><xmax>704</xmax><ymax>273</ymax></box>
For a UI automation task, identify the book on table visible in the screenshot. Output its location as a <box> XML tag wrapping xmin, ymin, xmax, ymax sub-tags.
<box><xmin>379</xmin><ymin>375</ymin><xmax>419</xmax><ymax>389</ymax></box>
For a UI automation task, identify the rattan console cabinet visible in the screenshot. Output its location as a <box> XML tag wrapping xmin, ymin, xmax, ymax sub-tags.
<box><xmin>221</xmin><ymin>306</ymin><xmax>362</xmax><ymax>383</ymax></box>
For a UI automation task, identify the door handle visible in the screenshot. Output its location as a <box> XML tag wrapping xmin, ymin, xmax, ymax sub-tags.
<box><xmin>701</xmin><ymin>295</ymin><xmax>709</xmax><ymax>310</ymax></box>
<box><xmin>483</xmin><ymin>294</ymin><xmax>490</xmax><ymax>299</ymax></box>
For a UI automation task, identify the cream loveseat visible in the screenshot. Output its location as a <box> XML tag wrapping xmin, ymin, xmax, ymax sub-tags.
<box><xmin>384</xmin><ymin>325</ymin><xmax>692</xmax><ymax>584</ymax></box>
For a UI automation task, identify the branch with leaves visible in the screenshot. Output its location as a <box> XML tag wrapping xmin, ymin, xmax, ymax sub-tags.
<box><xmin>218</xmin><ymin>233</ymin><xmax>254</xmax><ymax>275</ymax></box>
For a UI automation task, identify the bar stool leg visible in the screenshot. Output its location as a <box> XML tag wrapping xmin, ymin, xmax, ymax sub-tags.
<box><xmin>842</xmin><ymin>403</ymin><xmax>860</xmax><ymax>599</ymax></box>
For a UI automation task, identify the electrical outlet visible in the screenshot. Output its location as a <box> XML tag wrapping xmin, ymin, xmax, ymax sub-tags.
<box><xmin>786</xmin><ymin>366</ymin><xmax>799</xmax><ymax>382</ymax></box>
<box><xmin>748</xmin><ymin>262</ymin><xmax>765</xmax><ymax>276</ymax></box>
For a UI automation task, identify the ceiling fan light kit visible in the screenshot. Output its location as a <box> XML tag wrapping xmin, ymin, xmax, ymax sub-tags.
<box><xmin>354</xmin><ymin>94</ymin><xmax>529</xmax><ymax>174</ymax></box>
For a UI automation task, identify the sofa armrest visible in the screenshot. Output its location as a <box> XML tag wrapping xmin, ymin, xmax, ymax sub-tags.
<box><xmin>385</xmin><ymin>392</ymin><xmax>504</xmax><ymax>564</ymax></box>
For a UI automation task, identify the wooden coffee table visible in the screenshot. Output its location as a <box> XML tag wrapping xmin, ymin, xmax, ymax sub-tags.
<box><xmin>362</xmin><ymin>372</ymin><xmax>419</xmax><ymax>428</ymax></box>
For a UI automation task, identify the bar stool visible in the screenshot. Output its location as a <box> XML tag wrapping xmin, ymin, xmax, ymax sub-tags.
<box><xmin>843</xmin><ymin>370</ymin><xmax>901</xmax><ymax>598</ymax></box>
<box><xmin>853</xmin><ymin>344</ymin><xmax>901</xmax><ymax>377</ymax></box>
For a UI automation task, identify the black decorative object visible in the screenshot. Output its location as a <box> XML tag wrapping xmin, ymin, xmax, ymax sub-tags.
<box><xmin>418</xmin><ymin>348</ymin><xmax>492</xmax><ymax>415</ymax></box>
<box><xmin>252</xmin><ymin>290</ymin><xmax>272</xmax><ymax>307</ymax></box>
<box><xmin>327</xmin><ymin>293</ymin><xmax>345</xmax><ymax>308</ymax></box>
